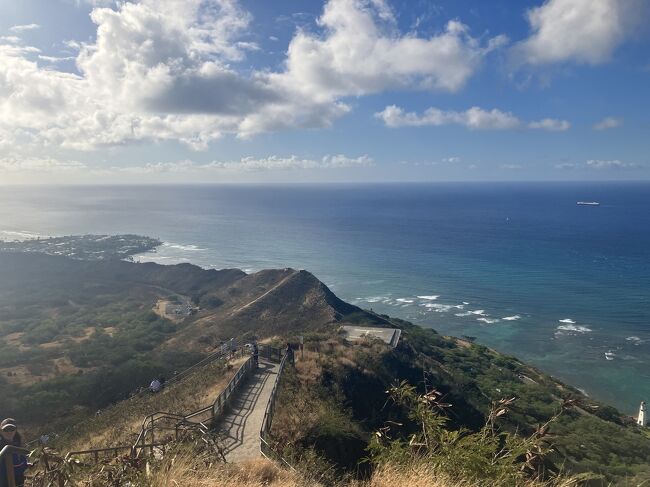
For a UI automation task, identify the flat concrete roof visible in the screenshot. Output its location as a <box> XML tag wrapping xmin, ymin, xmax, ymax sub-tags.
<box><xmin>341</xmin><ymin>326</ymin><xmax>401</xmax><ymax>348</ymax></box>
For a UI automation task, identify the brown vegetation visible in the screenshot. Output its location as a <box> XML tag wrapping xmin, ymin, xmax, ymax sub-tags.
<box><xmin>60</xmin><ymin>357</ymin><xmax>243</xmax><ymax>452</ymax></box>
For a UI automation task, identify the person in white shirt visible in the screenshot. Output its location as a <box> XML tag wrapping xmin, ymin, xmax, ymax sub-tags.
<box><xmin>149</xmin><ymin>379</ymin><xmax>162</xmax><ymax>393</ymax></box>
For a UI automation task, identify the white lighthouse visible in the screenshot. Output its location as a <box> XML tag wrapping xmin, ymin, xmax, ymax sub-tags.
<box><xmin>638</xmin><ymin>401</ymin><xmax>647</xmax><ymax>427</ymax></box>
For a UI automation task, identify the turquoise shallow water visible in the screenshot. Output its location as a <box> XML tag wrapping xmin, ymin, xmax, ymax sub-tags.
<box><xmin>0</xmin><ymin>182</ymin><xmax>648</xmax><ymax>413</ymax></box>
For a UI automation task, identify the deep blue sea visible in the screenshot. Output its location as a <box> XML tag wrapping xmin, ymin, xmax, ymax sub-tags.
<box><xmin>1</xmin><ymin>182</ymin><xmax>648</xmax><ymax>413</ymax></box>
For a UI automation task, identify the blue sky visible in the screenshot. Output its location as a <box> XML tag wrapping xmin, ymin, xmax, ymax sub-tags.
<box><xmin>0</xmin><ymin>0</ymin><xmax>648</xmax><ymax>183</ymax></box>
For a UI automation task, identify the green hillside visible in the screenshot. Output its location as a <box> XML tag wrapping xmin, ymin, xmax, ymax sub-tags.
<box><xmin>0</xmin><ymin>242</ymin><xmax>648</xmax><ymax>485</ymax></box>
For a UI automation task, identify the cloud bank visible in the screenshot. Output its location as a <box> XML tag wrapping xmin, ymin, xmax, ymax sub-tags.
<box><xmin>556</xmin><ymin>159</ymin><xmax>641</xmax><ymax>170</ymax></box>
<box><xmin>375</xmin><ymin>105</ymin><xmax>570</xmax><ymax>131</ymax></box>
<box><xmin>0</xmin><ymin>153</ymin><xmax>371</xmax><ymax>176</ymax></box>
<box><xmin>0</xmin><ymin>0</ymin><xmax>504</xmax><ymax>152</ymax></box>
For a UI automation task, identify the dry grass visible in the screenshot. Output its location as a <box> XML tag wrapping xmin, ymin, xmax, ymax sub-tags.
<box><xmin>145</xmin><ymin>457</ymin><xmax>580</xmax><ymax>487</ymax></box>
<box><xmin>148</xmin><ymin>456</ymin><xmax>311</xmax><ymax>487</ymax></box>
<box><xmin>360</xmin><ymin>464</ymin><xmax>581</xmax><ymax>487</ymax></box>
<box><xmin>3</xmin><ymin>331</ymin><xmax>30</xmax><ymax>351</ymax></box>
<box><xmin>0</xmin><ymin>357</ymin><xmax>88</xmax><ymax>385</ymax></box>
<box><xmin>62</xmin><ymin>357</ymin><xmax>245</xmax><ymax>452</ymax></box>
<box><xmin>269</xmin><ymin>338</ymin><xmax>389</xmax><ymax>449</ymax></box>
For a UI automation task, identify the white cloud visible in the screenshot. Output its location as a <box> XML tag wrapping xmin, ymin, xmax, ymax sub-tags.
<box><xmin>0</xmin><ymin>155</ymin><xmax>85</xmax><ymax>172</ymax></box>
<box><xmin>0</xmin><ymin>36</ymin><xmax>21</xmax><ymax>44</ymax></box>
<box><xmin>399</xmin><ymin>156</ymin><xmax>462</xmax><ymax>166</ymax></box>
<box><xmin>376</xmin><ymin>105</ymin><xmax>569</xmax><ymax>131</ymax></box>
<box><xmin>556</xmin><ymin>159</ymin><xmax>640</xmax><ymax>170</ymax></box>
<box><xmin>442</xmin><ymin>156</ymin><xmax>461</xmax><ymax>164</ymax></box>
<box><xmin>0</xmin><ymin>153</ymin><xmax>372</xmax><ymax>183</ymax></box>
<box><xmin>9</xmin><ymin>24</ymin><xmax>40</xmax><ymax>33</ymax></box>
<box><xmin>0</xmin><ymin>0</ymin><xmax>279</xmax><ymax>150</ymax></box>
<box><xmin>272</xmin><ymin>0</ymin><xmax>507</xmax><ymax>99</ymax></box>
<box><xmin>376</xmin><ymin>105</ymin><xmax>519</xmax><ymax>130</ymax></box>
<box><xmin>0</xmin><ymin>0</ymin><xmax>507</xmax><ymax>153</ymax></box>
<box><xmin>516</xmin><ymin>0</ymin><xmax>645</xmax><ymax>65</ymax></box>
<box><xmin>117</xmin><ymin>154</ymin><xmax>373</xmax><ymax>173</ymax></box>
<box><xmin>593</xmin><ymin>117</ymin><xmax>623</xmax><ymax>130</ymax></box>
<box><xmin>38</xmin><ymin>55</ymin><xmax>76</xmax><ymax>63</ymax></box>
<box><xmin>63</xmin><ymin>40</ymin><xmax>82</xmax><ymax>51</ymax></box>
<box><xmin>500</xmin><ymin>164</ymin><xmax>523</xmax><ymax>170</ymax></box>
<box><xmin>586</xmin><ymin>159</ymin><xmax>636</xmax><ymax>169</ymax></box>
<box><xmin>528</xmin><ymin>118</ymin><xmax>570</xmax><ymax>131</ymax></box>
<box><xmin>72</xmin><ymin>0</ymin><xmax>116</xmax><ymax>6</ymax></box>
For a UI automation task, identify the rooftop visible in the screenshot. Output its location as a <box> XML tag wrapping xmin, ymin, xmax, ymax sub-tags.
<box><xmin>340</xmin><ymin>326</ymin><xmax>401</xmax><ymax>348</ymax></box>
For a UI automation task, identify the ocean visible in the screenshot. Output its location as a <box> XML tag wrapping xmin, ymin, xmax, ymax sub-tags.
<box><xmin>0</xmin><ymin>182</ymin><xmax>648</xmax><ymax>413</ymax></box>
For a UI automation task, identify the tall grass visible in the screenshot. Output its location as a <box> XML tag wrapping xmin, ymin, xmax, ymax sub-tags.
<box><xmin>56</xmin><ymin>357</ymin><xmax>241</xmax><ymax>451</ymax></box>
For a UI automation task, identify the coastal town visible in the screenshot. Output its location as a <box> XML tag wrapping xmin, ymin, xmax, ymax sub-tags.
<box><xmin>0</xmin><ymin>234</ymin><xmax>161</xmax><ymax>261</ymax></box>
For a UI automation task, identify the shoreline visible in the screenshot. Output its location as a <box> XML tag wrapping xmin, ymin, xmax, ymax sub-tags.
<box><xmin>2</xmin><ymin>232</ymin><xmax>647</xmax><ymax>415</ymax></box>
<box><xmin>135</xmin><ymin>241</ymin><xmax>643</xmax><ymax>415</ymax></box>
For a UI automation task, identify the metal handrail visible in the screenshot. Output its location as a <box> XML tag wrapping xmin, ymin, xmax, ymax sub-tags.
<box><xmin>259</xmin><ymin>352</ymin><xmax>295</xmax><ymax>471</ymax></box>
<box><xmin>0</xmin><ymin>445</ymin><xmax>31</xmax><ymax>487</ymax></box>
<box><xmin>65</xmin><ymin>349</ymin><xmax>254</xmax><ymax>463</ymax></box>
<box><xmin>132</xmin><ymin>355</ymin><xmax>255</xmax><ymax>458</ymax></box>
<box><xmin>164</xmin><ymin>338</ymin><xmax>240</xmax><ymax>388</ymax></box>
<box><xmin>64</xmin><ymin>340</ymin><xmax>281</xmax><ymax>466</ymax></box>
<box><xmin>131</xmin><ymin>412</ymin><xmax>200</xmax><ymax>458</ymax></box>
<box><xmin>210</xmin><ymin>355</ymin><xmax>255</xmax><ymax>419</ymax></box>
<box><xmin>66</xmin><ymin>443</ymin><xmax>168</xmax><ymax>463</ymax></box>
<box><xmin>127</xmin><ymin>338</ymin><xmax>241</xmax><ymax>401</ymax></box>
<box><xmin>259</xmin><ymin>344</ymin><xmax>283</xmax><ymax>364</ymax></box>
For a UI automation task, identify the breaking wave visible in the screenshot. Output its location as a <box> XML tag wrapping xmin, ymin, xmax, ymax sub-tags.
<box><xmin>421</xmin><ymin>303</ymin><xmax>464</xmax><ymax>313</ymax></box>
<box><xmin>556</xmin><ymin>324</ymin><xmax>592</xmax><ymax>334</ymax></box>
<box><xmin>162</xmin><ymin>242</ymin><xmax>206</xmax><ymax>251</ymax></box>
<box><xmin>626</xmin><ymin>336</ymin><xmax>644</xmax><ymax>345</ymax></box>
<box><xmin>477</xmin><ymin>317</ymin><xmax>500</xmax><ymax>324</ymax></box>
<box><xmin>363</xmin><ymin>296</ymin><xmax>385</xmax><ymax>303</ymax></box>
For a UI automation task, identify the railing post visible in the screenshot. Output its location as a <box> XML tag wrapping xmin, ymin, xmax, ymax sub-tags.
<box><xmin>4</xmin><ymin>453</ymin><xmax>16</xmax><ymax>487</ymax></box>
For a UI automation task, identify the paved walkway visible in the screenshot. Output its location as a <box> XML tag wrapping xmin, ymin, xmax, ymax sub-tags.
<box><xmin>214</xmin><ymin>360</ymin><xmax>280</xmax><ymax>462</ymax></box>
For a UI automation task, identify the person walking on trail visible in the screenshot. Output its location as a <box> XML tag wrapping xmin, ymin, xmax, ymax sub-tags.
<box><xmin>252</xmin><ymin>342</ymin><xmax>259</xmax><ymax>368</ymax></box>
<box><xmin>149</xmin><ymin>378</ymin><xmax>162</xmax><ymax>393</ymax></box>
<box><xmin>286</xmin><ymin>342</ymin><xmax>295</xmax><ymax>366</ymax></box>
<box><xmin>0</xmin><ymin>418</ymin><xmax>28</xmax><ymax>487</ymax></box>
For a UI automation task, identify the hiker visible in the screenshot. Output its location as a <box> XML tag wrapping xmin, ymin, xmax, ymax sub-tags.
<box><xmin>252</xmin><ymin>342</ymin><xmax>259</xmax><ymax>368</ymax></box>
<box><xmin>0</xmin><ymin>419</ymin><xmax>28</xmax><ymax>487</ymax></box>
<box><xmin>149</xmin><ymin>378</ymin><xmax>162</xmax><ymax>393</ymax></box>
<box><xmin>286</xmin><ymin>342</ymin><xmax>295</xmax><ymax>366</ymax></box>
